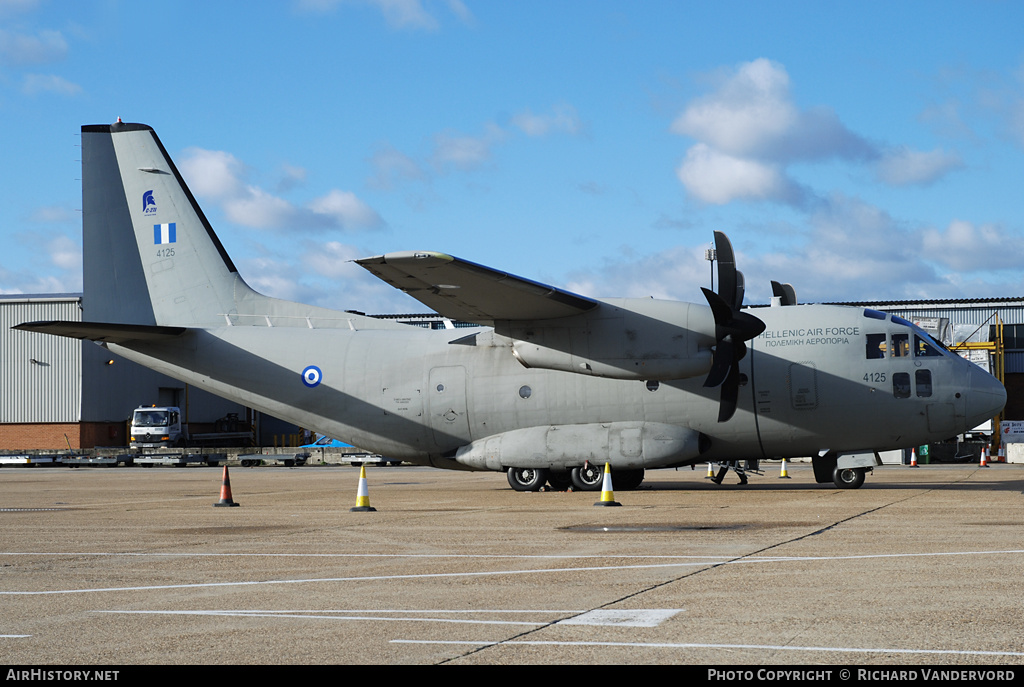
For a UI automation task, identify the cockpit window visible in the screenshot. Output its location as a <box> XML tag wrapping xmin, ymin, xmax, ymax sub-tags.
<box><xmin>914</xmin><ymin>334</ymin><xmax>943</xmax><ymax>357</ymax></box>
<box><xmin>866</xmin><ymin>333</ymin><xmax>887</xmax><ymax>359</ymax></box>
<box><xmin>892</xmin><ymin>333</ymin><xmax>910</xmax><ymax>357</ymax></box>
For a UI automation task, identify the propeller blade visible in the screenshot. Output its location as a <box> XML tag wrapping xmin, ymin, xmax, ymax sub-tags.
<box><xmin>713</xmin><ymin>230</ymin><xmax>737</xmax><ymax>311</ymax></box>
<box><xmin>734</xmin><ymin>270</ymin><xmax>745</xmax><ymax>312</ymax></box>
<box><xmin>771</xmin><ymin>280</ymin><xmax>797</xmax><ymax>306</ymax></box>
<box><xmin>702</xmin><ymin>233</ymin><xmax>766</xmax><ymax>422</ymax></box>
<box><xmin>704</xmin><ymin>336</ymin><xmax>734</xmax><ymax>389</ymax></box>
<box><xmin>718</xmin><ymin>363</ymin><xmax>740</xmax><ymax>423</ymax></box>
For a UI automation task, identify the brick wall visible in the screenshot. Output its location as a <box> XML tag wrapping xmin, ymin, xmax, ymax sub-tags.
<box><xmin>0</xmin><ymin>423</ymin><xmax>81</xmax><ymax>450</ymax></box>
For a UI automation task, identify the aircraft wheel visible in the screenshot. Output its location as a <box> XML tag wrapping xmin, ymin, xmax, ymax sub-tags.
<box><xmin>546</xmin><ymin>471</ymin><xmax>572</xmax><ymax>491</ymax></box>
<box><xmin>570</xmin><ymin>464</ymin><xmax>604</xmax><ymax>491</ymax></box>
<box><xmin>615</xmin><ymin>468</ymin><xmax>645</xmax><ymax>490</ymax></box>
<box><xmin>507</xmin><ymin>467</ymin><xmax>548</xmax><ymax>492</ymax></box>
<box><xmin>833</xmin><ymin>466</ymin><xmax>865</xmax><ymax>489</ymax></box>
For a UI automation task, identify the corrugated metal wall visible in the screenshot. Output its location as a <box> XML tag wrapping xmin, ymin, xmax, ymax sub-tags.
<box><xmin>0</xmin><ymin>297</ymin><xmax>82</xmax><ymax>423</ymax></box>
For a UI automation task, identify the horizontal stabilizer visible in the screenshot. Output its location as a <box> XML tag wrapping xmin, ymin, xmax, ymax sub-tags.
<box><xmin>356</xmin><ymin>251</ymin><xmax>599</xmax><ymax>323</ymax></box>
<box><xmin>14</xmin><ymin>320</ymin><xmax>187</xmax><ymax>343</ymax></box>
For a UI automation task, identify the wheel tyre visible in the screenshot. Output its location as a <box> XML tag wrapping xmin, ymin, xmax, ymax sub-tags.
<box><xmin>570</xmin><ymin>464</ymin><xmax>604</xmax><ymax>491</ymax></box>
<box><xmin>833</xmin><ymin>466</ymin><xmax>865</xmax><ymax>489</ymax></box>
<box><xmin>507</xmin><ymin>467</ymin><xmax>548</xmax><ymax>492</ymax></box>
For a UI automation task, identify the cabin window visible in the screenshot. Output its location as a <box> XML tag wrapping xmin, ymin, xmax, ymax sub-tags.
<box><xmin>892</xmin><ymin>333</ymin><xmax>910</xmax><ymax>357</ymax></box>
<box><xmin>914</xmin><ymin>334</ymin><xmax>942</xmax><ymax>358</ymax></box>
<box><xmin>646</xmin><ymin>380</ymin><xmax>660</xmax><ymax>392</ymax></box>
<box><xmin>866</xmin><ymin>334</ymin><xmax>887</xmax><ymax>359</ymax></box>
<box><xmin>916</xmin><ymin>370</ymin><xmax>932</xmax><ymax>397</ymax></box>
<box><xmin>893</xmin><ymin>372</ymin><xmax>911</xmax><ymax>399</ymax></box>
<box><xmin>518</xmin><ymin>385</ymin><xmax>532</xmax><ymax>399</ymax></box>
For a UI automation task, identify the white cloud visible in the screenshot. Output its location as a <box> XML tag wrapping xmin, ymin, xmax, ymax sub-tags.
<box><xmin>0</xmin><ymin>28</ymin><xmax>67</xmax><ymax>65</ymax></box>
<box><xmin>368</xmin><ymin>144</ymin><xmax>426</xmax><ymax>189</ymax></box>
<box><xmin>21</xmin><ymin>73</ymin><xmax>81</xmax><ymax>96</ymax></box>
<box><xmin>29</xmin><ymin>205</ymin><xmax>76</xmax><ymax>223</ymax></box>
<box><xmin>430</xmin><ymin>126</ymin><xmax>505</xmax><ymax>171</ymax></box>
<box><xmin>179</xmin><ymin>148</ymin><xmax>247</xmax><ymax>198</ymax></box>
<box><xmin>179</xmin><ymin>147</ymin><xmax>382</xmax><ymax>232</ymax></box>
<box><xmin>276</xmin><ymin>164</ymin><xmax>307</xmax><ymax>193</ymax></box>
<box><xmin>512</xmin><ymin>103</ymin><xmax>584</xmax><ymax>137</ymax></box>
<box><xmin>671</xmin><ymin>59</ymin><xmax>797</xmax><ymax>156</ymax></box>
<box><xmin>294</xmin><ymin>0</ymin><xmax>472</xmax><ymax>31</ymax></box>
<box><xmin>676</xmin><ymin>143</ymin><xmax>801</xmax><ymax>205</ymax></box>
<box><xmin>875</xmin><ymin>147</ymin><xmax>963</xmax><ymax>186</ymax></box>
<box><xmin>562</xmin><ymin>196</ymin><xmax>1024</xmax><ymax>305</ymax></box>
<box><xmin>671</xmin><ymin>59</ymin><xmax>878</xmax><ymax>206</ymax></box>
<box><xmin>372</xmin><ymin>0</ymin><xmax>438</xmax><ymax>30</ymax></box>
<box><xmin>223</xmin><ymin>186</ymin><xmax>297</xmax><ymax>229</ymax></box>
<box><xmin>308</xmin><ymin>189</ymin><xmax>382</xmax><ymax>228</ymax></box>
<box><xmin>921</xmin><ymin>219</ymin><xmax>1024</xmax><ymax>272</ymax></box>
<box><xmin>48</xmin><ymin>235</ymin><xmax>80</xmax><ymax>271</ymax></box>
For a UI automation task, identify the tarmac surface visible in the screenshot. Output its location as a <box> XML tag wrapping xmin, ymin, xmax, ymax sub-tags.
<box><xmin>1</xmin><ymin>462</ymin><xmax>1023</xmax><ymax>666</ymax></box>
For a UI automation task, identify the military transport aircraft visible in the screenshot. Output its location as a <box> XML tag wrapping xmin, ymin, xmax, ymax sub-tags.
<box><xmin>16</xmin><ymin>122</ymin><xmax>1006</xmax><ymax>491</ymax></box>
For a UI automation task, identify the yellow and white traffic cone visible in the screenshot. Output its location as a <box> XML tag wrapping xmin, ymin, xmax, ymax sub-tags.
<box><xmin>909</xmin><ymin>448</ymin><xmax>919</xmax><ymax>467</ymax></box>
<box><xmin>980</xmin><ymin>445</ymin><xmax>990</xmax><ymax>468</ymax></box>
<box><xmin>779</xmin><ymin>457</ymin><xmax>791</xmax><ymax>479</ymax></box>
<box><xmin>350</xmin><ymin>465</ymin><xmax>377</xmax><ymax>511</ymax></box>
<box><xmin>594</xmin><ymin>462</ymin><xmax>621</xmax><ymax>507</ymax></box>
<box><xmin>706</xmin><ymin>461</ymin><xmax>715</xmax><ymax>479</ymax></box>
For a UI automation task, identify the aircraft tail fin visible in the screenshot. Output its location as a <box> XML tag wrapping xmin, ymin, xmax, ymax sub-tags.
<box><xmin>81</xmin><ymin>122</ymin><xmax>359</xmax><ymax>329</ymax></box>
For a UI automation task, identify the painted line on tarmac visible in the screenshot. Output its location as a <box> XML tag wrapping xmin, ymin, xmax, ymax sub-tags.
<box><xmin>2</xmin><ymin>548</ymin><xmax>1022</xmax><ymax>596</ymax></box>
<box><xmin>96</xmin><ymin>609</ymin><xmax>553</xmax><ymax>627</ymax></box>
<box><xmin>393</xmin><ymin>639</ymin><xmax>1024</xmax><ymax>658</ymax></box>
<box><xmin>96</xmin><ymin>608</ymin><xmax>682</xmax><ymax>628</ymax></box>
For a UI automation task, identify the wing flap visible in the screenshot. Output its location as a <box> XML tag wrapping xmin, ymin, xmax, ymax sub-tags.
<box><xmin>355</xmin><ymin>251</ymin><xmax>598</xmax><ymax>322</ymax></box>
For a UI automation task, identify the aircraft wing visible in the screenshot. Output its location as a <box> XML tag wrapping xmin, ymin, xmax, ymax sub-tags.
<box><xmin>355</xmin><ymin>251</ymin><xmax>599</xmax><ymax>323</ymax></box>
<box><xmin>14</xmin><ymin>321</ymin><xmax>187</xmax><ymax>343</ymax></box>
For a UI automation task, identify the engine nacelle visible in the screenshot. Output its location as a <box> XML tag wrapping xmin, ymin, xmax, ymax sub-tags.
<box><xmin>454</xmin><ymin>421</ymin><xmax>708</xmax><ymax>471</ymax></box>
<box><xmin>504</xmin><ymin>298</ymin><xmax>715</xmax><ymax>381</ymax></box>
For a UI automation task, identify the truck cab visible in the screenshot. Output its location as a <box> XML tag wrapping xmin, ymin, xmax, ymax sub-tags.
<box><xmin>130</xmin><ymin>406</ymin><xmax>184</xmax><ymax>449</ymax></box>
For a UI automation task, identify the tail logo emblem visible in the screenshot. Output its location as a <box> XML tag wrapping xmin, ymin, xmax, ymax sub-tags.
<box><xmin>302</xmin><ymin>365</ymin><xmax>322</xmax><ymax>388</ymax></box>
<box><xmin>143</xmin><ymin>190</ymin><xmax>157</xmax><ymax>215</ymax></box>
<box><xmin>154</xmin><ymin>223</ymin><xmax>176</xmax><ymax>245</ymax></box>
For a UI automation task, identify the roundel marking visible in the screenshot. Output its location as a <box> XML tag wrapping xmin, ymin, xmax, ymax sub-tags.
<box><xmin>302</xmin><ymin>365</ymin><xmax>322</xmax><ymax>388</ymax></box>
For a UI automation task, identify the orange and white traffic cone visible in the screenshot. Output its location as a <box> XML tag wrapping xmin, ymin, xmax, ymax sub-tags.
<box><xmin>998</xmin><ymin>445</ymin><xmax>1006</xmax><ymax>463</ymax></box>
<box><xmin>909</xmin><ymin>448</ymin><xmax>919</xmax><ymax>468</ymax></box>
<box><xmin>594</xmin><ymin>462</ymin><xmax>621</xmax><ymax>507</ymax></box>
<box><xmin>980</xmin><ymin>445</ymin><xmax>990</xmax><ymax>468</ymax></box>
<box><xmin>779</xmin><ymin>458</ymin><xmax>791</xmax><ymax>479</ymax></box>
<box><xmin>213</xmin><ymin>465</ymin><xmax>240</xmax><ymax>507</ymax></box>
<box><xmin>350</xmin><ymin>465</ymin><xmax>377</xmax><ymax>511</ymax></box>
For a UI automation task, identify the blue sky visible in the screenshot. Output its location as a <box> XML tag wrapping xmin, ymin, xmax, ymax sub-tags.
<box><xmin>2</xmin><ymin>0</ymin><xmax>1024</xmax><ymax>313</ymax></box>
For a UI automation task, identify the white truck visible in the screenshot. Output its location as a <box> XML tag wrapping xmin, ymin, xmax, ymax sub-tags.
<box><xmin>130</xmin><ymin>406</ymin><xmax>185</xmax><ymax>449</ymax></box>
<box><xmin>130</xmin><ymin>406</ymin><xmax>253</xmax><ymax>449</ymax></box>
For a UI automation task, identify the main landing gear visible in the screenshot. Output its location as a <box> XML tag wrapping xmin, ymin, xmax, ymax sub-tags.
<box><xmin>506</xmin><ymin>465</ymin><xmax>645</xmax><ymax>492</ymax></box>
<box><xmin>832</xmin><ymin>466</ymin><xmax>865</xmax><ymax>489</ymax></box>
